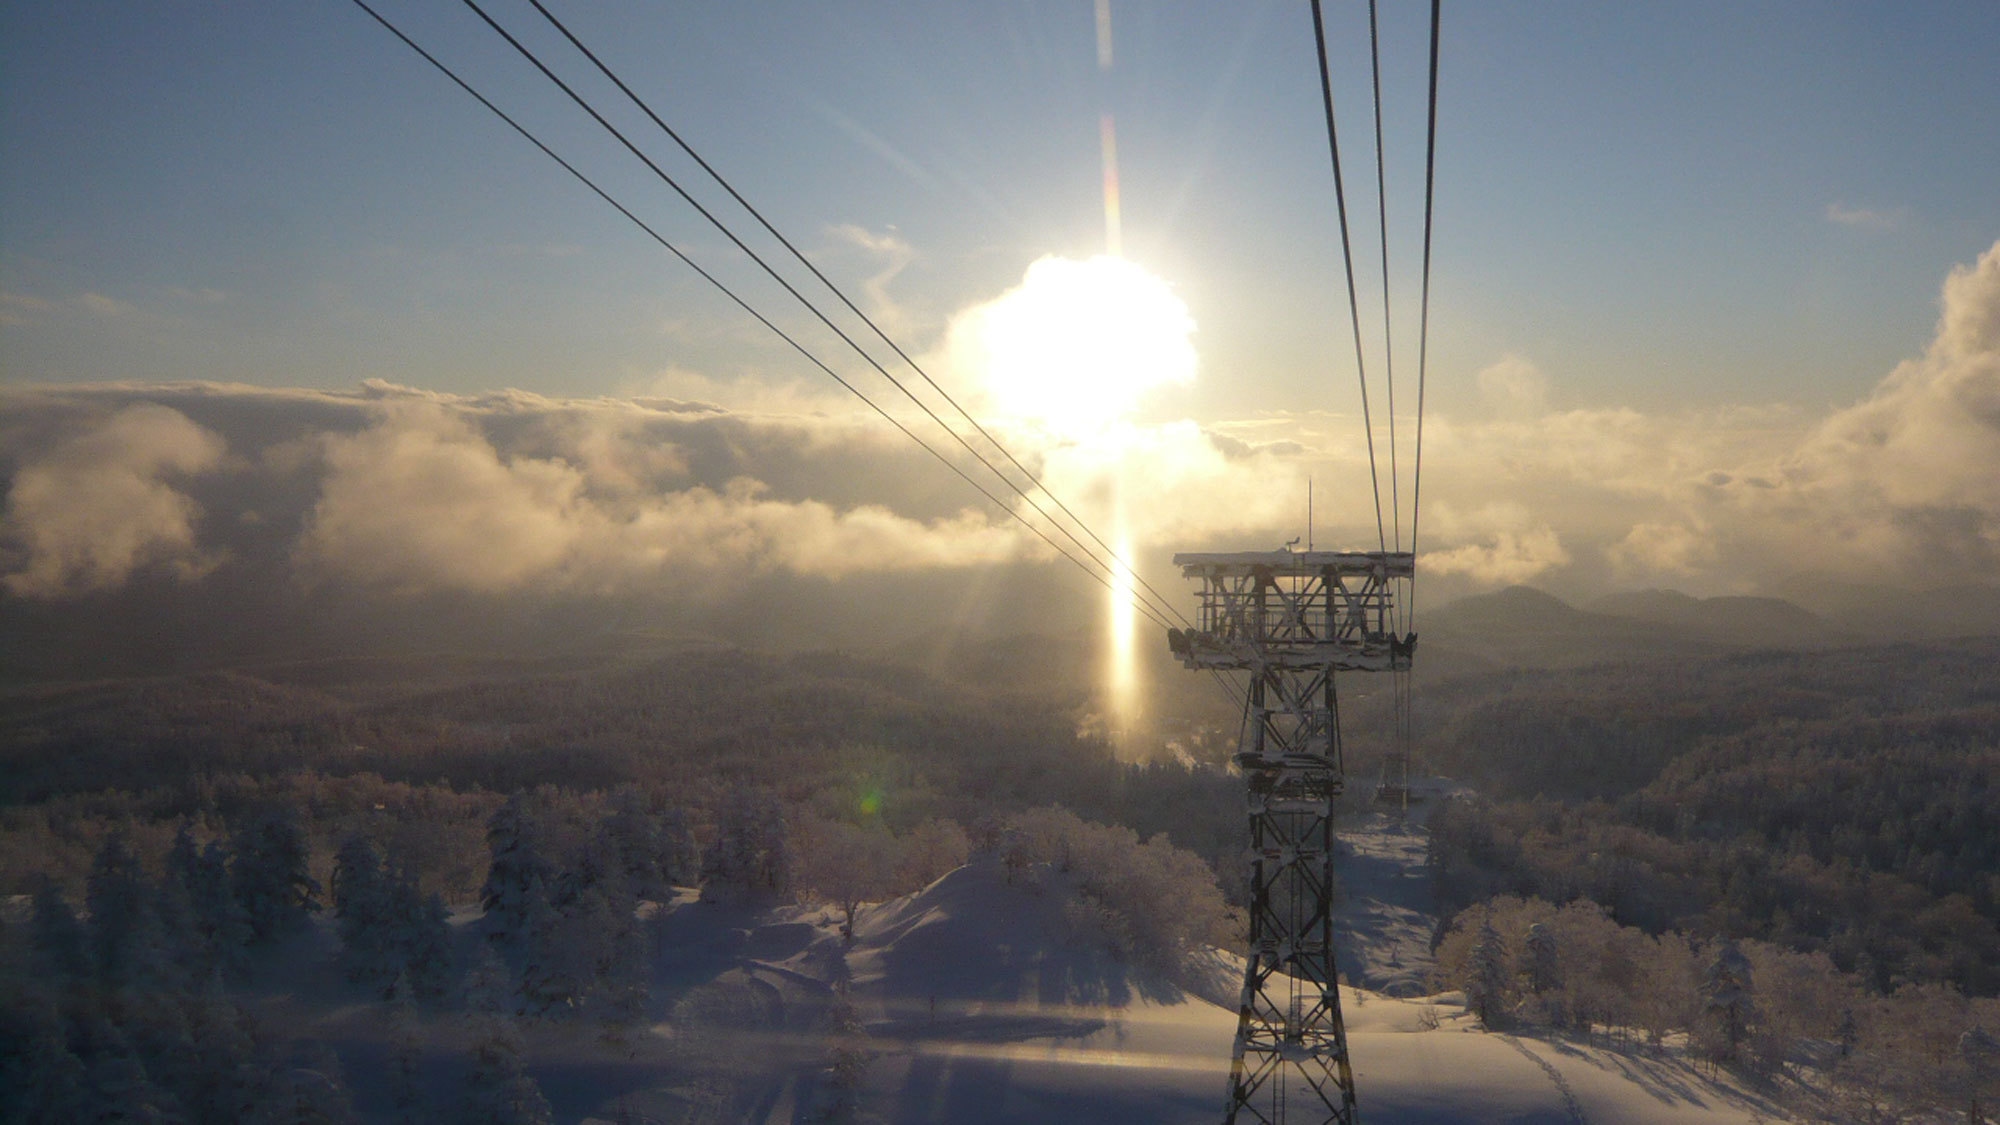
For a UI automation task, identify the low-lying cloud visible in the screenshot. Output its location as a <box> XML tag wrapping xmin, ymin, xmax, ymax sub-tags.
<box><xmin>5</xmin><ymin>239</ymin><xmax>2000</xmax><ymax>617</ymax></box>
<box><xmin>2</xmin><ymin>403</ymin><xmax>226</xmax><ymax>597</ymax></box>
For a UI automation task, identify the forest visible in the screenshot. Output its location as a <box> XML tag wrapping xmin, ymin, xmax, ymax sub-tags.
<box><xmin>5</xmin><ymin>633</ymin><xmax>2000</xmax><ymax>1120</ymax></box>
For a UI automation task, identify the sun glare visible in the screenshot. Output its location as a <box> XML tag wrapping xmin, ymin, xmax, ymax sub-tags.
<box><xmin>951</xmin><ymin>255</ymin><xmax>1196</xmax><ymax>439</ymax></box>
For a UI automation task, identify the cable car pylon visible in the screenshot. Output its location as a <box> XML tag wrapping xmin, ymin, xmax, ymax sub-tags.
<box><xmin>1168</xmin><ymin>550</ymin><xmax>1414</xmax><ymax>1124</ymax></box>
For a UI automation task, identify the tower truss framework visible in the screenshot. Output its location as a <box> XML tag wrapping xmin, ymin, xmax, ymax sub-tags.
<box><xmin>1169</xmin><ymin>550</ymin><xmax>1415</xmax><ymax>1125</ymax></box>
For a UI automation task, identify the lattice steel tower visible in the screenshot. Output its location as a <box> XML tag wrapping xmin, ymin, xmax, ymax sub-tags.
<box><xmin>1168</xmin><ymin>550</ymin><xmax>1415</xmax><ymax>1125</ymax></box>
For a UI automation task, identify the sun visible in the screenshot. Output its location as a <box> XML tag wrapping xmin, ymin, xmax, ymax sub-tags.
<box><xmin>948</xmin><ymin>255</ymin><xmax>1196</xmax><ymax>438</ymax></box>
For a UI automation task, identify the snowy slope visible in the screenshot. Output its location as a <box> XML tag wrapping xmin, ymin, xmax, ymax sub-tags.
<box><xmin>305</xmin><ymin>845</ymin><xmax>1795</xmax><ymax>1123</ymax></box>
<box><xmin>827</xmin><ymin>856</ymin><xmax>1783</xmax><ymax>1125</ymax></box>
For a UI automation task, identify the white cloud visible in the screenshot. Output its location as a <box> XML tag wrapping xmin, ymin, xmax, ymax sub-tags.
<box><xmin>1424</xmin><ymin>526</ymin><xmax>1571</xmax><ymax>586</ymax></box>
<box><xmin>1755</xmin><ymin>238</ymin><xmax>2000</xmax><ymax>573</ymax></box>
<box><xmin>1476</xmin><ymin>354</ymin><xmax>1549</xmax><ymax>418</ymax></box>
<box><xmin>1608</xmin><ymin>519</ymin><xmax>1718</xmax><ymax>577</ymax></box>
<box><xmin>294</xmin><ymin>400</ymin><xmax>1032</xmax><ymax>595</ymax></box>
<box><xmin>1824</xmin><ymin>202</ymin><xmax>1908</xmax><ymax>230</ymax></box>
<box><xmin>827</xmin><ymin>223</ymin><xmax>917</xmax><ymax>338</ymax></box>
<box><xmin>2</xmin><ymin>404</ymin><xmax>226</xmax><ymax>597</ymax></box>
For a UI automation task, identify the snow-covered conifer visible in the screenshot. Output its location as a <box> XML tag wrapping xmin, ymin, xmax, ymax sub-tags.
<box><xmin>1523</xmin><ymin>922</ymin><xmax>1561</xmax><ymax>995</ymax></box>
<box><xmin>1701</xmin><ymin>939</ymin><xmax>1756</xmax><ymax>1062</ymax></box>
<box><xmin>599</xmin><ymin>787</ymin><xmax>666</xmax><ymax>900</ymax></box>
<box><xmin>481</xmin><ymin>794</ymin><xmax>553</xmax><ymax>939</ymax></box>
<box><xmin>1</xmin><ymin>1002</ymin><xmax>89</xmax><ymax>1123</ymax></box>
<box><xmin>460</xmin><ymin>945</ymin><xmax>551</xmax><ymax>1125</ymax></box>
<box><xmin>86</xmin><ymin>830</ymin><xmax>172</xmax><ymax>989</ymax></box>
<box><xmin>460</xmin><ymin>1027</ymin><xmax>553</xmax><ymax>1125</ymax></box>
<box><xmin>29</xmin><ymin>877</ymin><xmax>91</xmax><ymax>982</ymax></box>
<box><xmin>332</xmin><ymin>834</ymin><xmax>398</xmax><ymax>987</ymax></box>
<box><xmin>187</xmin><ymin>836</ymin><xmax>253</xmax><ymax>975</ymax></box>
<box><xmin>384</xmin><ymin>876</ymin><xmax>455</xmax><ymax>1000</ymax></box>
<box><xmin>595</xmin><ymin>907</ymin><xmax>651</xmax><ymax>1051</ymax></box>
<box><xmin>517</xmin><ymin>874</ymin><xmax>582</xmax><ymax>1019</ymax></box>
<box><xmin>658</xmin><ymin>806</ymin><xmax>699</xmax><ymax>888</ymax></box>
<box><xmin>1463</xmin><ymin>917</ymin><xmax>1511</xmax><ymax>1028</ymax></box>
<box><xmin>702</xmin><ymin>790</ymin><xmax>795</xmax><ymax>902</ymax></box>
<box><xmin>230</xmin><ymin>806</ymin><xmax>321</xmax><ymax>943</ymax></box>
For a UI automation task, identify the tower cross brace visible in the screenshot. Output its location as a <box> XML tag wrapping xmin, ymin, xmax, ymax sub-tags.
<box><xmin>1169</xmin><ymin>550</ymin><xmax>1415</xmax><ymax>1125</ymax></box>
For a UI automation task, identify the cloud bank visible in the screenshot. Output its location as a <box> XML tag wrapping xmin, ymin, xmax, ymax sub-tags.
<box><xmin>2</xmin><ymin>404</ymin><xmax>225</xmax><ymax>596</ymax></box>
<box><xmin>5</xmin><ymin>239</ymin><xmax>2000</xmax><ymax>619</ymax></box>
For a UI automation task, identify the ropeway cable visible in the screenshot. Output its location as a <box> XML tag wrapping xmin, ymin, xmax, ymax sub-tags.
<box><xmin>520</xmin><ymin>0</ymin><xmax>1200</xmax><ymax>645</ymax></box>
<box><xmin>343</xmin><ymin>0</ymin><xmax>1184</xmax><ymax>639</ymax></box>
<box><xmin>1309</xmin><ymin>0</ymin><xmax>1388</xmax><ymax>555</ymax></box>
<box><xmin>1408</xmin><ymin>0</ymin><xmax>1441</xmax><ymax>631</ymax></box>
<box><xmin>458</xmin><ymin>0</ymin><xmax>1198</xmax><ymax>642</ymax></box>
<box><xmin>1367</xmin><ymin>0</ymin><xmax>1401</xmax><ymax>558</ymax></box>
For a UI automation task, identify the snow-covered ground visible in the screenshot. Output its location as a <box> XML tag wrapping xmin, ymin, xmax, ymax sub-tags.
<box><xmin>272</xmin><ymin>800</ymin><xmax>1791</xmax><ymax>1122</ymax></box>
<box><xmin>547</xmin><ymin>815</ymin><xmax>1790</xmax><ymax>1124</ymax></box>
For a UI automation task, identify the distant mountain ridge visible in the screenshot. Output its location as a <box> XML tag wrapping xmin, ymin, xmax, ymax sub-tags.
<box><xmin>1585</xmin><ymin>588</ymin><xmax>1850</xmax><ymax>649</ymax></box>
<box><xmin>1420</xmin><ymin>585</ymin><xmax>1849</xmax><ymax>671</ymax></box>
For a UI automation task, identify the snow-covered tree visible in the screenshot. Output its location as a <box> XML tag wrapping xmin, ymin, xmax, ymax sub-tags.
<box><xmin>1523</xmin><ymin>922</ymin><xmax>1561</xmax><ymax>995</ymax></box>
<box><xmin>1701</xmin><ymin>939</ymin><xmax>1756</xmax><ymax>1063</ymax></box>
<box><xmin>597</xmin><ymin>787</ymin><xmax>667</xmax><ymax>901</ymax></box>
<box><xmin>894</xmin><ymin>817</ymin><xmax>971</xmax><ymax>891</ymax></box>
<box><xmin>386</xmin><ymin>877</ymin><xmax>456</xmax><ymax>1001</ymax></box>
<box><xmin>333</xmin><ymin>834</ymin><xmax>399</xmax><ymax>988</ymax></box>
<box><xmin>184</xmin><ymin>835</ymin><xmax>253</xmax><ymax>976</ymax></box>
<box><xmin>657</xmin><ymin>806</ymin><xmax>700</xmax><ymax>888</ymax></box>
<box><xmin>29</xmin><ymin>877</ymin><xmax>91</xmax><ymax>982</ymax></box>
<box><xmin>701</xmin><ymin>790</ymin><xmax>793</xmax><ymax>902</ymax></box>
<box><xmin>799</xmin><ymin>818</ymin><xmax>896</xmax><ymax>943</ymax></box>
<box><xmin>1463</xmin><ymin>917</ymin><xmax>1511</xmax><ymax>1028</ymax></box>
<box><xmin>516</xmin><ymin>874</ymin><xmax>582</xmax><ymax>1019</ymax></box>
<box><xmin>1</xmin><ymin>1002</ymin><xmax>89</xmax><ymax>1123</ymax></box>
<box><xmin>230</xmin><ymin>806</ymin><xmax>321</xmax><ymax>943</ymax></box>
<box><xmin>460</xmin><ymin>946</ymin><xmax>551</xmax><ymax>1125</ymax></box>
<box><xmin>595</xmin><ymin>907</ymin><xmax>651</xmax><ymax>1051</ymax></box>
<box><xmin>86</xmin><ymin>831</ymin><xmax>172</xmax><ymax>989</ymax></box>
<box><xmin>481</xmin><ymin>794</ymin><xmax>554</xmax><ymax>940</ymax></box>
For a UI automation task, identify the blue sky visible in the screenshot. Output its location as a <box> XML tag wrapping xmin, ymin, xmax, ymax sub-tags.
<box><xmin>7</xmin><ymin>1</ymin><xmax>1996</xmax><ymax>416</ymax></box>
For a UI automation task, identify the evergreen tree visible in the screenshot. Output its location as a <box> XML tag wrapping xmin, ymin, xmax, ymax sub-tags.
<box><xmin>459</xmin><ymin>946</ymin><xmax>551</xmax><ymax>1125</ymax></box>
<box><xmin>481</xmin><ymin>795</ymin><xmax>553</xmax><ymax>940</ymax></box>
<box><xmin>516</xmin><ymin>874</ymin><xmax>580</xmax><ymax>1019</ymax></box>
<box><xmin>463</xmin><ymin>945</ymin><xmax>516</xmax><ymax>1023</ymax></box>
<box><xmin>30</xmin><ymin>877</ymin><xmax>91</xmax><ymax>982</ymax></box>
<box><xmin>86</xmin><ymin>830</ymin><xmax>171</xmax><ymax>990</ymax></box>
<box><xmin>383</xmin><ymin>874</ymin><xmax>455</xmax><ymax>1001</ymax></box>
<box><xmin>701</xmin><ymin>790</ymin><xmax>793</xmax><ymax>902</ymax></box>
<box><xmin>1701</xmin><ymin>939</ymin><xmax>1756</xmax><ymax>1062</ymax></box>
<box><xmin>185</xmin><ymin>838</ymin><xmax>252</xmax><ymax>977</ymax></box>
<box><xmin>332</xmin><ymin>835</ymin><xmax>398</xmax><ymax>989</ymax></box>
<box><xmin>657</xmin><ymin>806</ymin><xmax>699</xmax><ymax>889</ymax></box>
<box><xmin>1</xmin><ymin>1002</ymin><xmax>89</xmax><ymax>1124</ymax></box>
<box><xmin>459</xmin><ymin>1027</ymin><xmax>553</xmax><ymax>1125</ymax></box>
<box><xmin>74</xmin><ymin>1015</ymin><xmax>181</xmax><ymax>1123</ymax></box>
<box><xmin>180</xmin><ymin>993</ymin><xmax>257</xmax><ymax>1125</ymax></box>
<box><xmin>1523</xmin><ymin>922</ymin><xmax>1561</xmax><ymax>995</ymax></box>
<box><xmin>1463</xmin><ymin>917</ymin><xmax>1511</xmax><ymax>1029</ymax></box>
<box><xmin>230</xmin><ymin>806</ymin><xmax>321</xmax><ymax>943</ymax></box>
<box><xmin>595</xmin><ymin>906</ymin><xmax>651</xmax><ymax>1052</ymax></box>
<box><xmin>598</xmin><ymin>787</ymin><xmax>666</xmax><ymax>901</ymax></box>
